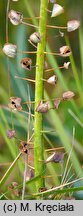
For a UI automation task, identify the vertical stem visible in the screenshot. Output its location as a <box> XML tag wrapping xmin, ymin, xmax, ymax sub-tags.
<box><xmin>34</xmin><ymin>0</ymin><xmax>48</xmax><ymax>192</ymax></box>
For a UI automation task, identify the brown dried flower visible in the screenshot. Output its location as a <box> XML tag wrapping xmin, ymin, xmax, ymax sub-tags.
<box><xmin>47</xmin><ymin>75</ymin><xmax>57</xmax><ymax>85</ymax></box>
<box><xmin>20</xmin><ymin>141</ymin><xmax>28</xmax><ymax>154</ymax></box>
<box><xmin>36</xmin><ymin>101</ymin><xmax>50</xmax><ymax>113</ymax></box>
<box><xmin>29</xmin><ymin>32</ymin><xmax>41</xmax><ymax>44</ymax></box>
<box><xmin>20</xmin><ymin>58</ymin><xmax>32</xmax><ymax>71</ymax></box>
<box><xmin>8</xmin><ymin>97</ymin><xmax>22</xmax><ymax>111</ymax></box>
<box><xmin>60</xmin><ymin>46</ymin><xmax>71</xmax><ymax>57</ymax></box>
<box><xmin>54</xmin><ymin>98</ymin><xmax>61</xmax><ymax>109</ymax></box>
<box><xmin>46</xmin><ymin>152</ymin><xmax>64</xmax><ymax>163</ymax></box>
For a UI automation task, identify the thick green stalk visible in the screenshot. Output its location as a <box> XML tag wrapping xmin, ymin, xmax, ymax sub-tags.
<box><xmin>34</xmin><ymin>0</ymin><xmax>48</xmax><ymax>191</ymax></box>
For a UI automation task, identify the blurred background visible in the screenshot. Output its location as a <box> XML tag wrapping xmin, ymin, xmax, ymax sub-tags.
<box><xmin>0</xmin><ymin>0</ymin><xmax>83</xmax><ymax>199</ymax></box>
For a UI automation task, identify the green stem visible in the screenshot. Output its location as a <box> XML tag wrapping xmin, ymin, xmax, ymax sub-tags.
<box><xmin>34</xmin><ymin>0</ymin><xmax>48</xmax><ymax>192</ymax></box>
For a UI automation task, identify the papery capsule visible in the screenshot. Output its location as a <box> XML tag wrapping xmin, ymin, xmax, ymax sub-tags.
<box><xmin>67</xmin><ymin>20</ymin><xmax>80</xmax><ymax>32</ymax></box>
<box><xmin>36</xmin><ymin>101</ymin><xmax>50</xmax><ymax>113</ymax></box>
<box><xmin>47</xmin><ymin>75</ymin><xmax>57</xmax><ymax>85</ymax></box>
<box><xmin>20</xmin><ymin>58</ymin><xmax>32</xmax><ymax>71</ymax></box>
<box><xmin>51</xmin><ymin>4</ymin><xmax>64</xmax><ymax>17</ymax></box>
<box><xmin>3</xmin><ymin>43</ymin><xmax>17</xmax><ymax>58</ymax></box>
<box><xmin>7</xmin><ymin>129</ymin><xmax>16</xmax><ymax>139</ymax></box>
<box><xmin>60</xmin><ymin>45</ymin><xmax>71</xmax><ymax>57</ymax></box>
<box><xmin>54</xmin><ymin>98</ymin><xmax>61</xmax><ymax>109</ymax></box>
<box><xmin>62</xmin><ymin>91</ymin><xmax>75</xmax><ymax>100</ymax></box>
<box><xmin>46</xmin><ymin>152</ymin><xmax>64</xmax><ymax>163</ymax></box>
<box><xmin>48</xmin><ymin>0</ymin><xmax>56</xmax><ymax>3</ymax></box>
<box><xmin>64</xmin><ymin>62</ymin><xmax>70</xmax><ymax>69</ymax></box>
<box><xmin>20</xmin><ymin>141</ymin><xmax>28</xmax><ymax>154</ymax></box>
<box><xmin>29</xmin><ymin>32</ymin><xmax>41</xmax><ymax>44</ymax></box>
<box><xmin>8</xmin><ymin>97</ymin><xmax>22</xmax><ymax>111</ymax></box>
<box><xmin>8</xmin><ymin>10</ymin><xmax>23</xmax><ymax>25</ymax></box>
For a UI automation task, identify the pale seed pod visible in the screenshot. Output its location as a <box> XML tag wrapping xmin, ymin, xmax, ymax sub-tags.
<box><xmin>36</xmin><ymin>101</ymin><xmax>50</xmax><ymax>113</ymax></box>
<box><xmin>29</xmin><ymin>32</ymin><xmax>41</xmax><ymax>44</ymax></box>
<box><xmin>59</xmin><ymin>46</ymin><xmax>71</xmax><ymax>57</ymax></box>
<box><xmin>8</xmin><ymin>10</ymin><xmax>23</xmax><ymax>25</ymax></box>
<box><xmin>54</xmin><ymin>98</ymin><xmax>61</xmax><ymax>109</ymax></box>
<box><xmin>8</xmin><ymin>97</ymin><xmax>22</xmax><ymax>111</ymax></box>
<box><xmin>20</xmin><ymin>141</ymin><xmax>28</xmax><ymax>154</ymax></box>
<box><xmin>51</xmin><ymin>4</ymin><xmax>64</xmax><ymax>18</ymax></box>
<box><xmin>12</xmin><ymin>0</ymin><xmax>19</xmax><ymax>1</ymax></box>
<box><xmin>62</xmin><ymin>91</ymin><xmax>75</xmax><ymax>100</ymax></box>
<box><xmin>7</xmin><ymin>130</ymin><xmax>16</xmax><ymax>139</ymax></box>
<box><xmin>20</xmin><ymin>58</ymin><xmax>32</xmax><ymax>71</ymax></box>
<box><xmin>64</xmin><ymin>62</ymin><xmax>70</xmax><ymax>69</ymax></box>
<box><xmin>3</xmin><ymin>43</ymin><xmax>17</xmax><ymax>58</ymax></box>
<box><xmin>67</xmin><ymin>20</ymin><xmax>80</xmax><ymax>32</ymax></box>
<box><xmin>46</xmin><ymin>152</ymin><xmax>64</xmax><ymax>163</ymax></box>
<box><xmin>47</xmin><ymin>75</ymin><xmax>57</xmax><ymax>85</ymax></box>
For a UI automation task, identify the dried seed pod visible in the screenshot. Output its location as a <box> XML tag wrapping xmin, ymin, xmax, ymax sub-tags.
<box><xmin>9</xmin><ymin>182</ymin><xmax>20</xmax><ymax>197</ymax></box>
<box><xmin>20</xmin><ymin>58</ymin><xmax>32</xmax><ymax>71</ymax></box>
<box><xmin>7</xmin><ymin>130</ymin><xmax>16</xmax><ymax>139</ymax></box>
<box><xmin>67</xmin><ymin>20</ymin><xmax>80</xmax><ymax>32</ymax></box>
<box><xmin>62</xmin><ymin>91</ymin><xmax>75</xmax><ymax>100</ymax></box>
<box><xmin>36</xmin><ymin>101</ymin><xmax>50</xmax><ymax>113</ymax></box>
<box><xmin>60</xmin><ymin>46</ymin><xmax>71</xmax><ymax>57</ymax></box>
<box><xmin>29</xmin><ymin>32</ymin><xmax>41</xmax><ymax>44</ymax></box>
<box><xmin>54</xmin><ymin>98</ymin><xmax>61</xmax><ymax>109</ymax></box>
<box><xmin>47</xmin><ymin>75</ymin><xmax>57</xmax><ymax>85</ymax></box>
<box><xmin>39</xmin><ymin>187</ymin><xmax>47</xmax><ymax>192</ymax></box>
<box><xmin>8</xmin><ymin>97</ymin><xmax>22</xmax><ymax>111</ymax></box>
<box><xmin>51</xmin><ymin>4</ymin><xmax>64</xmax><ymax>17</ymax></box>
<box><xmin>64</xmin><ymin>62</ymin><xmax>70</xmax><ymax>69</ymax></box>
<box><xmin>3</xmin><ymin>43</ymin><xmax>17</xmax><ymax>58</ymax></box>
<box><xmin>20</xmin><ymin>141</ymin><xmax>28</xmax><ymax>154</ymax></box>
<box><xmin>46</xmin><ymin>152</ymin><xmax>64</xmax><ymax>163</ymax></box>
<box><xmin>8</xmin><ymin>10</ymin><xmax>23</xmax><ymax>25</ymax></box>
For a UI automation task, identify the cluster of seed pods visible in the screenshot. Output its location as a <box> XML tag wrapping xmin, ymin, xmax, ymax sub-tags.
<box><xmin>3</xmin><ymin>1</ymin><xmax>80</xmax><ymax>155</ymax></box>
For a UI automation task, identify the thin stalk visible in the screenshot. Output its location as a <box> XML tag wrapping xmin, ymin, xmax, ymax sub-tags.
<box><xmin>34</xmin><ymin>0</ymin><xmax>48</xmax><ymax>192</ymax></box>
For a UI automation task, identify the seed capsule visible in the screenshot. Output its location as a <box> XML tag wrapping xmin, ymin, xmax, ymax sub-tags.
<box><xmin>47</xmin><ymin>75</ymin><xmax>57</xmax><ymax>85</ymax></box>
<box><xmin>8</xmin><ymin>10</ymin><xmax>23</xmax><ymax>25</ymax></box>
<box><xmin>7</xmin><ymin>130</ymin><xmax>16</xmax><ymax>139</ymax></box>
<box><xmin>64</xmin><ymin>62</ymin><xmax>70</xmax><ymax>69</ymax></box>
<box><xmin>62</xmin><ymin>91</ymin><xmax>75</xmax><ymax>100</ymax></box>
<box><xmin>51</xmin><ymin>4</ymin><xmax>64</xmax><ymax>17</ymax></box>
<box><xmin>54</xmin><ymin>98</ymin><xmax>61</xmax><ymax>109</ymax></box>
<box><xmin>46</xmin><ymin>152</ymin><xmax>64</xmax><ymax>163</ymax></box>
<box><xmin>20</xmin><ymin>58</ymin><xmax>32</xmax><ymax>71</ymax></box>
<box><xmin>36</xmin><ymin>101</ymin><xmax>50</xmax><ymax>113</ymax></box>
<box><xmin>20</xmin><ymin>141</ymin><xmax>28</xmax><ymax>154</ymax></box>
<box><xmin>8</xmin><ymin>97</ymin><xmax>22</xmax><ymax>111</ymax></box>
<box><xmin>29</xmin><ymin>32</ymin><xmax>41</xmax><ymax>44</ymax></box>
<box><xmin>3</xmin><ymin>43</ymin><xmax>17</xmax><ymax>58</ymax></box>
<box><xmin>67</xmin><ymin>20</ymin><xmax>80</xmax><ymax>32</ymax></box>
<box><xmin>60</xmin><ymin>46</ymin><xmax>71</xmax><ymax>57</ymax></box>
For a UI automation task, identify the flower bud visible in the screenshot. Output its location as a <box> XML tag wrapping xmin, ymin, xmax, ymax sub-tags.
<box><xmin>36</xmin><ymin>101</ymin><xmax>50</xmax><ymax>113</ymax></box>
<box><xmin>3</xmin><ymin>43</ymin><xmax>17</xmax><ymax>58</ymax></box>
<box><xmin>62</xmin><ymin>91</ymin><xmax>75</xmax><ymax>100</ymax></box>
<box><xmin>64</xmin><ymin>62</ymin><xmax>70</xmax><ymax>69</ymax></box>
<box><xmin>29</xmin><ymin>32</ymin><xmax>41</xmax><ymax>44</ymax></box>
<box><xmin>54</xmin><ymin>98</ymin><xmax>61</xmax><ymax>109</ymax></box>
<box><xmin>7</xmin><ymin>130</ymin><xmax>16</xmax><ymax>139</ymax></box>
<box><xmin>8</xmin><ymin>10</ymin><xmax>23</xmax><ymax>25</ymax></box>
<box><xmin>67</xmin><ymin>20</ymin><xmax>80</xmax><ymax>32</ymax></box>
<box><xmin>51</xmin><ymin>4</ymin><xmax>64</xmax><ymax>17</ymax></box>
<box><xmin>20</xmin><ymin>58</ymin><xmax>32</xmax><ymax>71</ymax></box>
<box><xmin>47</xmin><ymin>75</ymin><xmax>57</xmax><ymax>85</ymax></box>
<box><xmin>8</xmin><ymin>97</ymin><xmax>22</xmax><ymax>111</ymax></box>
<box><xmin>60</xmin><ymin>46</ymin><xmax>71</xmax><ymax>57</ymax></box>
